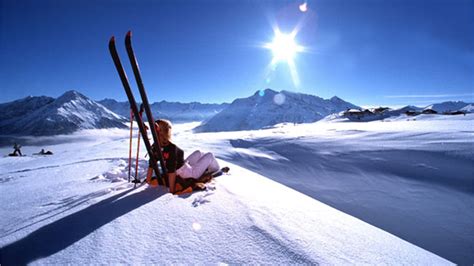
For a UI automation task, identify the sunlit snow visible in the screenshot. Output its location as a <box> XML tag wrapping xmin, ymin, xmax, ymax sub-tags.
<box><xmin>1</xmin><ymin>114</ymin><xmax>472</xmax><ymax>264</ymax></box>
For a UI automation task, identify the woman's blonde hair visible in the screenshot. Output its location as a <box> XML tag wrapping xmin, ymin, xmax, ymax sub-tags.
<box><xmin>155</xmin><ymin>119</ymin><xmax>172</xmax><ymax>142</ymax></box>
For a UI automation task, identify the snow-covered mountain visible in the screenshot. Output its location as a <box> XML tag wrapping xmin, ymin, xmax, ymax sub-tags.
<box><xmin>194</xmin><ymin>89</ymin><xmax>360</xmax><ymax>132</ymax></box>
<box><xmin>327</xmin><ymin>101</ymin><xmax>473</xmax><ymax>122</ymax></box>
<box><xmin>99</xmin><ymin>99</ymin><xmax>228</xmax><ymax>123</ymax></box>
<box><xmin>96</xmin><ymin>98</ymin><xmax>131</xmax><ymax>117</ymax></box>
<box><xmin>396</xmin><ymin>105</ymin><xmax>424</xmax><ymax>113</ymax></box>
<box><xmin>0</xmin><ymin>91</ymin><xmax>127</xmax><ymax>136</ymax></box>
<box><xmin>460</xmin><ymin>104</ymin><xmax>474</xmax><ymax>113</ymax></box>
<box><xmin>0</xmin><ymin>96</ymin><xmax>55</xmax><ymax>121</ymax></box>
<box><xmin>424</xmin><ymin>101</ymin><xmax>472</xmax><ymax>113</ymax></box>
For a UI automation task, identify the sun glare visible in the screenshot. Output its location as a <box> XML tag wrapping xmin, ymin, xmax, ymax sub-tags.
<box><xmin>263</xmin><ymin>28</ymin><xmax>304</xmax><ymax>87</ymax></box>
<box><xmin>265</xmin><ymin>31</ymin><xmax>303</xmax><ymax>63</ymax></box>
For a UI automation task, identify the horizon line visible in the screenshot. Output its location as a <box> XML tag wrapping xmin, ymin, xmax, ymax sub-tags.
<box><xmin>384</xmin><ymin>93</ymin><xmax>474</xmax><ymax>99</ymax></box>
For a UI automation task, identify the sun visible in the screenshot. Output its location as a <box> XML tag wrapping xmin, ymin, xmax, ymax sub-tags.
<box><xmin>265</xmin><ymin>30</ymin><xmax>303</xmax><ymax>63</ymax></box>
<box><xmin>263</xmin><ymin>28</ymin><xmax>305</xmax><ymax>87</ymax></box>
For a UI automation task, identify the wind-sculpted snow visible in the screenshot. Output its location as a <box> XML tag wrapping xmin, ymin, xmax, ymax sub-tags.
<box><xmin>187</xmin><ymin>115</ymin><xmax>474</xmax><ymax>265</ymax></box>
<box><xmin>0</xmin><ymin>121</ymin><xmax>452</xmax><ymax>265</ymax></box>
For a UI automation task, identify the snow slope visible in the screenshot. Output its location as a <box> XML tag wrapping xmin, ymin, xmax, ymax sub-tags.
<box><xmin>0</xmin><ymin>126</ymin><xmax>451</xmax><ymax>264</ymax></box>
<box><xmin>177</xmin><ymin>115</ymin><xmax>474</xmax><ymax>265</ymax></box>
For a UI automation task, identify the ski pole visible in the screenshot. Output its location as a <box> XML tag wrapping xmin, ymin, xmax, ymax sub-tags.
<box><xmin>128</xmin><ymin>109</ymin><xmax>134</xmax><ymax>183</ymax></box>
<box><xmin>134</xmin><ymin>105</ymin><xmax>145</xmax><ymax>181</ymax></box>
<box><xmin>134</xmin><ymin>128</ymin><xmax>141</xmax><ymax>180</ymax></box>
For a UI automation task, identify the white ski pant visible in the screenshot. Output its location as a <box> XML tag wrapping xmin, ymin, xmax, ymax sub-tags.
<box><xmin>176</xmin><ymin>150</ymin><xmax>220</xmax><ymax>179</ymax></box>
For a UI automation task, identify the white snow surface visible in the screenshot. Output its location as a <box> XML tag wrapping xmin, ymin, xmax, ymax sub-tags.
<box><xmin>2</xmin><ymin>115</ymin><xmax>472</xmax><ymax>264</ymax></box>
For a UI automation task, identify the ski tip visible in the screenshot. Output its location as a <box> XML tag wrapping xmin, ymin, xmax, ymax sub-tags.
<box><xmin>109</xmin><ymin>36</ymin><xmax>115</xmax><ymax>44</ymax></box>
<box><xmin>125</xmin><ymin>31</ymin><xmax>132</xmax><ymax>45</ymax></box>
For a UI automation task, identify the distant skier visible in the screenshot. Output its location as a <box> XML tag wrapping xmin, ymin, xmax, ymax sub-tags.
<box><xmin>39</xmin><ymin>149</ymin><xmax>53</xmax><ymax>155</ymax></box>
<box><xmin>12</xmin><ymin>143</ymin><xmax>22</xmax><ymax>156</ymax></box>
<box><xmin>145</xmin><ymin>119</ymin><xmax>223</xmax><ymax>193</ymax></box>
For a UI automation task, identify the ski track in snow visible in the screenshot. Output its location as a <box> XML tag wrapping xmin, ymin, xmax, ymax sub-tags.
<box><xmin>1</xmin><ymin>158</ymin><xmax>123</xmax><ymax>176</ymax></box>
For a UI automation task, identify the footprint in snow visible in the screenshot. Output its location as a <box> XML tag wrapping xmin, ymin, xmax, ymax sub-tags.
<box><xmin>192</xmin><ymin>192</ymin><xmax>214</xmax><ymax>207</ymax></box>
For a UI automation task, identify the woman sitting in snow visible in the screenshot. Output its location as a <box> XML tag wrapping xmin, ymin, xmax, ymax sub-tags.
<box><xmin>146</xmin><ymin>119</ymin><xmax>222</xmax><ymax>193</ymax></box>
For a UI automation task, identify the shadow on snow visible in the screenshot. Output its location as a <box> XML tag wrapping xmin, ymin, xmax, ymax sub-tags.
<box><xmin>1</xmin><ymin>187</ymin><xmax>165</xmax><ymax>265</ymax></box>
<box><xmin>225</xmin><ymin>138</ymin><xmax>474</xmax><ymax>265</ymax></box>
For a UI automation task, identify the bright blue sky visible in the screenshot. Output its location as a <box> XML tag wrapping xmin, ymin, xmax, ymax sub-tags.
<box><xmin>1</xmin><ymin>0</ymin><xmax>473</xmax><ymax>107</ymax></box>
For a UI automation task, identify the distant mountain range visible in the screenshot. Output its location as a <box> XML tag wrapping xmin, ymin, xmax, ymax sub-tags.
<box><xmin>331</xmin><ymin>101</ymin><xmax>473</xmax><ymax>122</ymax></box>
<box><xmin>0</xmin><ymin>89</ymin><xmax>472</xmax><ymax>136</ymax></box>
<box><xmin>424</xmin><ymin>101</ymin><xmax>472</xmax><ymax>113</ymax></box>
<box><xmin>98</xmin><ymin>99</ymin><xmax>229</xmax><ymax>123</ymax></box>
<box><xmin>194</xmin><ymin>89</ymin><xmax>360</xmax><ymax>132</ymax></box>
<box><xmin>0</xmin><ymin>91</ymin><xmax>126</xmax><ymax>136</ymax></box>
<box><xmin>460</xmin><ymin>104</ymin><xmax>473</xmax><ymax>113</ymax></box>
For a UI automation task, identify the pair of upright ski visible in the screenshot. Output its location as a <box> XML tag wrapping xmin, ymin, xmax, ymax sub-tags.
<box><xmin>109</xmin><ymin>31</ymin><xmax>167</xmax><ymax>187</ymax></box>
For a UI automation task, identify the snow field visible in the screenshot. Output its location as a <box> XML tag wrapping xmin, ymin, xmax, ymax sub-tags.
<box><xmin>176</xmin><ymin>115</ymin><xmax>474</xmax><ymax>264</ymax></box>
<box><xmin>2</xmin><ymin>116</ymin><xmax>471</xmax><ymax>264</ymax></box>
